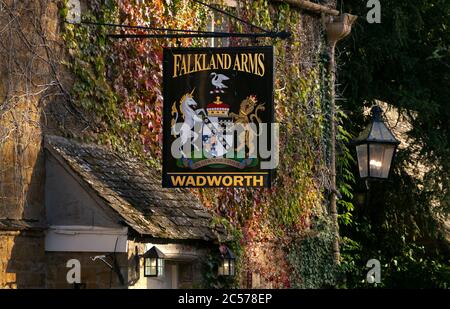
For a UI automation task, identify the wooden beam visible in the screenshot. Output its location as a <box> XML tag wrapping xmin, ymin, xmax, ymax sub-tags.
<box><xmin>271</xmin><ymin>0</ymin><xmax>340</xmax><ymax>16</ymax></box>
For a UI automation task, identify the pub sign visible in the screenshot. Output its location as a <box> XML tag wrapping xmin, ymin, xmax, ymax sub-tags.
<box><xmin>162</xmin><ymin>46</ymin><xmax>277</xmax><ymax>188</ymax></box>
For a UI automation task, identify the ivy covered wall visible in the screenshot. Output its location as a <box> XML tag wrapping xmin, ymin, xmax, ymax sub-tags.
<box><xmin>61</xmin><ymin>0</ymin><xmax>347</xmax><ymax>288</ymax></box>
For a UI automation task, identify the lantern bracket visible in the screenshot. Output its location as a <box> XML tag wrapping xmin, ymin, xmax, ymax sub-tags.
<box><xmin>91</xmin><ymin>253</ymin><xmax>125</xmax><ymax>285</ymax></box>
<box><xmin>330</xmin><ymin>188</ymin><xmax>342</xmax><ymax>200</ymax></box>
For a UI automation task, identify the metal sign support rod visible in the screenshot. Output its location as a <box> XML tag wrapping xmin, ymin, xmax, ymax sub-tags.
<box><xmin>107</xmin><ymin>31</ymin><xmax>291</xmax><ymax>40</ymax></box>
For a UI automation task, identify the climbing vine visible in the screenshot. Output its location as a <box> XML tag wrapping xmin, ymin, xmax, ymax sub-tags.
<box><xmin>61</xmin><ymin>0</ymin><xmax>351</xmax><ymax>288</ymax></box>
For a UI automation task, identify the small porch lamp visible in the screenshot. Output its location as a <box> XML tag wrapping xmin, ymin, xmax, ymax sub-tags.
<box><xmin>353</xmin><ymin>106</ymin><xmax>400</xmax><ymax>180</ymax></box>
<box><xmin>143</xmin><ymin>246</ymin><xmax>166</xmax><ymax>277</ymax></box>
<box><xmin>218</xmin><ymin>245</ymin><xmax>236</xmax><ymax>276</ymax></box>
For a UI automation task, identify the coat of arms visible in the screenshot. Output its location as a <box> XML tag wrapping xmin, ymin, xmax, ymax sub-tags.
<box><xmin>170</xmin><ymin>73</ymin><xmax>265</xmax><ymax>170</ymax></box>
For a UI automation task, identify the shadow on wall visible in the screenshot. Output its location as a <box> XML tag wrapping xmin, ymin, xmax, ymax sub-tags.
<box><xmin>127</xmin><ymin>246</ymin><xmax>141</xmax><ymax>287</ymax></box>
<box><xmin>2</xmin><ymin>232</ymin><xmax>46</xmax><ymax>289</ymax></box>
<box><xmin>1</xmin><ymin>133</ymin><xmax>47</xmax><ymax>288</ymax></box>
<box><xmin>45</xmin><ymin>252</ymin><xmax>128</xmax><ymax>289</ymax></box>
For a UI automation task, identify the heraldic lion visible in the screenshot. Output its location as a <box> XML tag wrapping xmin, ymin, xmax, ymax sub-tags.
<box><xmin>229</xmin><ymin>95</ymin><xmax>265</xmax><ymax>156</ymax></box>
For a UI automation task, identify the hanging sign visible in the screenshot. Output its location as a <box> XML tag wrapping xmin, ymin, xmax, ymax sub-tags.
<box><xmin>162</xmin><ymin>46</ymin><xmax>277</xmax><ymax>188</ymax></box>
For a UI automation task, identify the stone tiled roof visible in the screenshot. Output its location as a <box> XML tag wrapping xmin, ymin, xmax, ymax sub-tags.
<box><xmin>44</xmin><ymin>135</ymin><xmax>227</xmax><ymax>241</ymax></box>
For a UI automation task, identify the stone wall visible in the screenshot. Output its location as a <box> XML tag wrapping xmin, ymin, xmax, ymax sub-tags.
<box><xmin>0</xmin><ymin>231</ymin><xmax>46</xmax><ymax>288</ymax></box>
<box><xmin>0</xmin><ymin>0</ymin><xmax>75</xmax><ymax>288</ymax></box>
<box><xmin>0</xmin><ymin>0</ymin><xmax>60</xmax><ymax>221</ymax></box>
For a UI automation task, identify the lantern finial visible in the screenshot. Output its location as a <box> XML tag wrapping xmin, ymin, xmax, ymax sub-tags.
<box><xmin>371</xmin><ymin>106</ymin><xmax>383</xmax><ymax>122</ymax></box>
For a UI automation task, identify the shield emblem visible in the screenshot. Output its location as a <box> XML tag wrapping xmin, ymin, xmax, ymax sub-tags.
<box><xmin>202</xmin><ymin>116</ymin><xmax>233</xmax><ymax>158</ymax></box>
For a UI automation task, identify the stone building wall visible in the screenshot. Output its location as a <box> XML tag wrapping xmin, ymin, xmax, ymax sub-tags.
<box><xmin>0</xmin><ymin>0</ymin><xmax>60</xmax><ymax>220</ymax></box>
<box><xmin>0</xmin><ymin>231</ymin><xmax>46</xmax><ymax>288</ymax></box>
<box><xmin>0</xmin><ymin>0</ymin><xmax>71</xmax><ymax>288</ymax></box>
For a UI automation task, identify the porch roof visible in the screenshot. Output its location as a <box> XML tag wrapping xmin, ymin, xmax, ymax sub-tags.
<box><xmin>44</xmin><ymin>135</ymin><xmax>227</xmax><ymax>242</ymax></box>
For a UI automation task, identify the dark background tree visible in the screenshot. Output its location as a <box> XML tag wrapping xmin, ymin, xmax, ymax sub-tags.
<box><xmin>337</xmin><ymin>0</ymin><xmax>450</xmax><ymax>287</ymax></box>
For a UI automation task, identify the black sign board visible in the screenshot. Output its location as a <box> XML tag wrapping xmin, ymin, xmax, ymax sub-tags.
<box><xmin>162</xmin><ymin>46</ymin><xmax>275</xmax><ymax>188</ymax></box>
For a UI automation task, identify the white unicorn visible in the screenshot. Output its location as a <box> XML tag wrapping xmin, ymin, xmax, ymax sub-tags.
<box><xmin>171</xmin><ymin>89</ymin><xmax>202</xmax><ymax>157</ymax></box>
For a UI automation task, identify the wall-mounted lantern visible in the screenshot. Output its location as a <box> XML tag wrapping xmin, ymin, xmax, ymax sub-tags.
<box><xmin>353</xmin><ymin>106</ymin><xmax>400</xmax><ymax>180</ymax></box>
<box><xmin>143</xmin><ymin>246</ymin><xmax>166</xmax><ymax>277</ymax></box>
<box><xmin>218</xmin><ymin>245</ymin><xmax>236</xmax><ymax>276</ymax></box>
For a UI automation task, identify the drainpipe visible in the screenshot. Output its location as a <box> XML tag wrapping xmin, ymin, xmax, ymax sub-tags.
<box><xmin>326</xmin><ymin>13</ymin><xmax>357</xmax><ymax>265</ymax></box>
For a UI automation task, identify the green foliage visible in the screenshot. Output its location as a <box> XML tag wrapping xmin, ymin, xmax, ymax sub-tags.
<box><xmin>340</xmin><ymin>166</ymin><xmax>450</xmax><ymax>288</ymax></box>
<box><xmin>336</xmin><ymin>108</ymin><xmax>356</xmax><ymax>226</ymax></box>
<box><xmin>61</xmin><ymin>0</ymin><xmax>144</xmax><ymax>156</ymax></box>
<box><xmin>341</xmin><ymin>0</ymin><xmax>450</xmax><ymax>212</ymax></box>
<box><xmin>62</xmin><ymin>0</ymin><xmax>116</xmax><ymax>111</ymax></box>
<box><xmin>287</xmin><ymin>216</ymin><xmax>339</xmax><ymax>288</ymax></box>
<box><xmin>339</xmin><ymin>0</ymin><xmax>450</xmax><ymax>288</ymax></box>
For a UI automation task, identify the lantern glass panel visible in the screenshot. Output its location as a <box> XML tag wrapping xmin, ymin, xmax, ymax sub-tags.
<box><xmin>356</xmin><ymin>144</ymin><xmax>368</xmax><ymax>178</ymax></box>
<box><xmin>218</xmin><ymin>259</ymin><xmax>232</xmax><ymax>276</ymax></box>
<box><xmin>144</xmin><ymin>257</ymin><xmax>157</xmax><ymax>276</ymax></box>
<box><xmin>223</xmin><ymin>259</ymin><xmax>230</xmax><ymax>275</ymax></box>
<box><xmin>369</xmin><ymin>143</ymin><xmax>396</xmax><ymax>178</ymax></box>
<box><xmin>229</xmin><ymin>259</ymin><xmax>235</xmax><ymax>276</ymax></box>
<box><xmin>144</xmin><ymin>257</ymin><xmax>164</xmax><ymax>277</ymax></box>
<box><xmin>158</xmin><ymin>258</ymin><xmax>165</xmax><ymax>277</ymax></box>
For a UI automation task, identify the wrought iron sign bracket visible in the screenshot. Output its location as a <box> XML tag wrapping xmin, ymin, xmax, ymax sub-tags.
<box><xmin>107</xmin><ymin>31</ymin><xmax>291</xmax><ymax>40</ymax></box>
<box><xmin>68</xmin><ymin>0</ymin><xmax>291</xmax><ymax>41</ymax></box>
